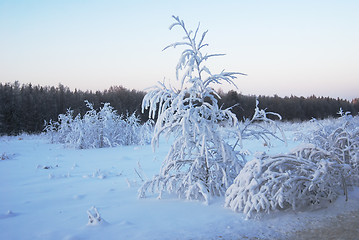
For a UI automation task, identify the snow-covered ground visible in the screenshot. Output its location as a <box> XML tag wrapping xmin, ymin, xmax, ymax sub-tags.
<box><xmin>1</xmin><ymin>132</ymin><xmax>359</xmax><ymax>240</ymax></box>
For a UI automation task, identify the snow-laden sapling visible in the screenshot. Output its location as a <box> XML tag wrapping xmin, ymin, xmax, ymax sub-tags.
<box><xmin>139</xmin><ymin>16</ymin><xmax>246</xmax><ymax>203</ymax></box>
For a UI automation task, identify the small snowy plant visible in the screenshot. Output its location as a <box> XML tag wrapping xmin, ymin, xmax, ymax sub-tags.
<box><xmin>1</xmin><ymin>152</ymin><xmax>13</xmax><ymax>160</ymax></box>
<box><xmin>43</xmin><ymin>119</ymin><xmax>59</xmax><ymax>144</ymax></box>
<box><xmin>87</xmin><ymin>206</ymin><xmax>108</xmax><ymax>226</ymax></box>
<box><xmin>139</xmin><ymin>16</ymin><xmax>246</xmax><ymax>203</ymax></box>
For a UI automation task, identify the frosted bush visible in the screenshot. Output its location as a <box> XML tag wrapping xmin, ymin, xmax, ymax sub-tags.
<box><xmin>296</xmin><ymin>109</ymin><xmax>358</xmax><ymax>144</ymax></box>
<box><xmin>44</xmin><ymin>101</ymin><xmax>153</xmax><ymax>149</ymax></box>
<box><xmin>225</xmin><ymin>113</ymin><xmax>359</xmax><ymax>218</ymax></box>
<box><xmin>310</xmin><ymin>114</ymin><xmax>359</xmax><ymax>185</ymax></box>
<box><xmin>225</xmin><ymin>144</ymin><xmax>349</xmax><ymax>218</ymax></box>
<box><xmin>43</xmin><ymin>119</ymin><xmax>59</xmax><ymax>144</ymax></box>
<box><xmin>139</xmin><ymin>16</ymin><xmax>245</xmax><ymax>203</ymax></box>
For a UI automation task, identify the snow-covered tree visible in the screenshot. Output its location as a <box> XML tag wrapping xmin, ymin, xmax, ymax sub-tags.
<box><xmin>139</xmin><ymin>16</ymin><xmax>246</xmax><ymax>203</ymax></box>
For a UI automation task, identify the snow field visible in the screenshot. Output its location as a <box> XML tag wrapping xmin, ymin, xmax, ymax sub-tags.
<box><xmin>1</xmin><ymin>132</ymin><xmax>359</xmax><ymax>239</ymax></box>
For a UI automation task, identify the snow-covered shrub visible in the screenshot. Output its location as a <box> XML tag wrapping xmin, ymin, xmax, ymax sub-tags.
<box><xmin>44</xmin><ymin>101</ymin><xmax>153</xmax><ymax>149</ymax></box>
<box><xmin>225</xmin><ymin>144</ymin><xmax>350</xmax><ymax>218</ymax></box>
<box><xmin>296</xmin><ymin>109</ymin><xmax>357</xmax><ymax>143</ymax></box>
<box><xmin>138</xmin><ymin>119</ymin><xmax>155</xmax><ymax>145</ymax></box>
<box><xmin>139</xmin><ymin>16</ymin><xmax>246</xmax><ymax>203</ymax></box>
<box><xmin>122</xmin><ymin>112</ymin><xmax>151</xmax><ymax>146</ymax></box>
<box><xmin>225</xmin><ymin>112</ymin><xmax>359</xmax><ymax>218</ymax></box>
<box><xmin>310</xmin><ymin>113</ymin><xmax>359</xmax><ymax>185</ymax></box>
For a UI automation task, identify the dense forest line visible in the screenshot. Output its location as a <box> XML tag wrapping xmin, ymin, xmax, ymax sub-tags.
<box><xmin>0</xmin><ymin>81</ymin><xmax>358</xmax><ymax>135</ymax></box>
<box><xmin>219</xmin><ymin>90</ymin><xmax>359</xmax><ymax>121</ymax></box>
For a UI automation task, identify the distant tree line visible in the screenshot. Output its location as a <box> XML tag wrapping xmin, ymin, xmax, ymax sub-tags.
<box><xmin>0</xmin><ymin>81</ymin><xmax>358</xmax><ymax>135</ymax></box>
<box><xmin>218</xmin><ymin>90</ymin><xmax>359</xmax><ymax>121</ymax></box>
<box><xmin>0</xmin><ymin>81</ymin><xmax>147</xmax><ymax>135</ymax></box>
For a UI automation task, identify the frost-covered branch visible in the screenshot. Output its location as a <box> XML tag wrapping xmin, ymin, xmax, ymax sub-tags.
<box><xmin>233</xmin><ymin>99</ymin><xmax>286</xmax><ymax>151</ymax></box>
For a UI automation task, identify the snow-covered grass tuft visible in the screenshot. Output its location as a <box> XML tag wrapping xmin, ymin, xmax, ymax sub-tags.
<box><xmin>87</xmin><ymin>206</ymin><xmax>108</xmax><ymax>226</ymax></box>
<box><xmin>1</xmin><ymin>152</ymin><xmax>14</xmax><ymax>160</ymax></box>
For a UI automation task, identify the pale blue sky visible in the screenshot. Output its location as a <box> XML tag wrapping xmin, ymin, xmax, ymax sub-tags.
<box><xmin>1</xmin><ymin>0</ymin><xmax>358</xmax><ymax>100</ymax></box>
